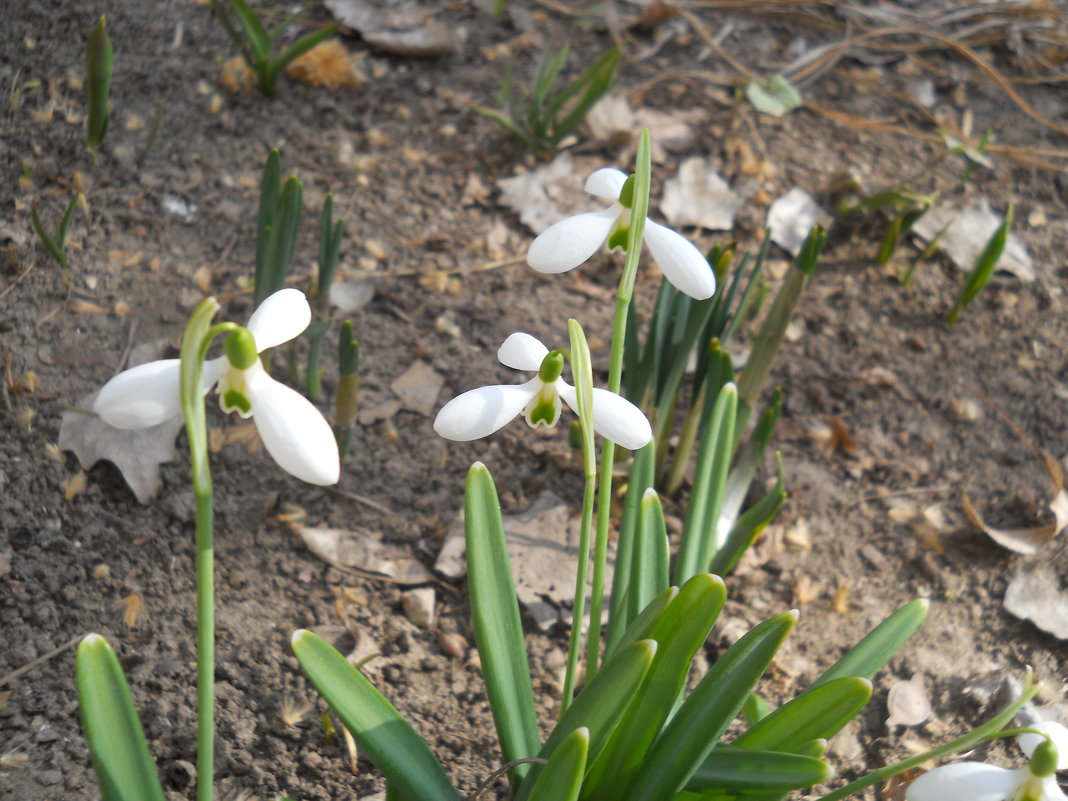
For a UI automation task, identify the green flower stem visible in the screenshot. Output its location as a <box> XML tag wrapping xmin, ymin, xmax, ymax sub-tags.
<box><xmin>815</xmin><ymin>669</ymin><xmax>1036</xmax><ymax>801</ymax></box>
<box><xmin>179</xmin><ymin>303</ymin><xmax>238</xmax><ymax>801</ymax></box>
<box><xmin>586</xmin><ymin>129</ymin><xmax>651</xmax><ymax>683</ymax></box>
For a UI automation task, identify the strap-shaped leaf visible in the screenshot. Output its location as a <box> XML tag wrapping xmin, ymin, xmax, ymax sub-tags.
<box><xmin>813</xmin><ymin>598</ymin><xmax>929</xmax><ymax>688</ymax></box>
<box><xmin>605</xmin><ymin>441</ymin><xmax>656</xmax><ymax>655</ymax></box>
<box><xmin>465</xmin><ymin>463</ymin><xmax>541</xmax><ymax>781</ymax></box>
<box><xmin>227</xmin><ymin>0</ymin><xmax>269</xmax><ymax>63</ymax></box>
<box><xmin>76</xmin><ymin>634</ymin><xmax>167</xmax><ymax>801</ymax></box>
<box><xmin>627</xmin><ymin>610</ymin><xmax>798</xmax><ymax>801</ymax></box>
<box><xmin>628</xmin><ymin>489</ymin><xmax>669</xmax><ymax>622</ymax></box>
<box><xmin>292</xmin><ymin>630</ymin><xmax>459</xmax><ymax>801</ymax></box>
<box><xmin>85</xmin><ymin>16</ymin><xmax>113</xmax><ymax>153</ymax></box>
<box><xmin>253</xmin><ymin>148</ymin><xmax>281</xmax><ymax>305</ymax></box>
<box><xmin>515</xmin><ymin>640</ymin><xmax>656</xmax><ymax>801</ymax></box>
<box><xmin>684</xmin><ymin>745</ymin><xmax>832</xmax><ymax>793</ymax></box>
<box><xmin>583</xmin><ymin>574</ymin><xmax>726</xmax><ymax>800</ymax></box>
<box><xmin>676</xmin><ymin>383</ymin><xmax>737</xmax><ymax>583</ymax></box>
<box><xmin>526</xmin><ymin>727</ymin><xmax>589</xmax><ymax>801</ymax></box>
<box><xmin>708</xmin><ymin>452</ymin><xmax>785</xmax><ymax>577</ymax></box>
<box><xmin>734</xmin><ymin>676</ymin><xmax>872</xmax><ymax>752</ymax></box>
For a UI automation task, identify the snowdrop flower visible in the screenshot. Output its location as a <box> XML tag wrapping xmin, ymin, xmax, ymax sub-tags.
<box><xmin>527</xmin><ymin>167</ymin><xmax>716</xmax><ymax>300</ymax></box>
<box><xmin>434</xmin><ymin>332</ymin><xmax>651</xmax><ymax>450</ymax></box>
<box><xmin>906</xmin><ymin>722</ymin><xmax>1068</xmax><ymax>801</ymax></box>
<box><xmin>94</xmin><ymin>288</ymin><xmax>340</xmax><ymax>485</ymax></box>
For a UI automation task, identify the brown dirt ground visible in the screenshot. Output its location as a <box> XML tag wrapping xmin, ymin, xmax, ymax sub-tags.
<box><xmin>2</xmin><ymin>1</ymin><xmax>1067</xmax><ymax>800</ymax></box>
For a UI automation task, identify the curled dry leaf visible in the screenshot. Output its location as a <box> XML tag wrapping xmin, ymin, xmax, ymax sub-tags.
<box><xmin>912</xmin><ymin>198</ymin><xmax>1034</xmax><ymax>281</ymax></box>
<box><xmin>962</xmin><ymin>450</ymin><xmax>1067</xmax><ymax>555</ymax></box>
<box><xmin>766</xmin><ymin>187</ymin><xmax>832</xmax><ymax>256</ymax></box>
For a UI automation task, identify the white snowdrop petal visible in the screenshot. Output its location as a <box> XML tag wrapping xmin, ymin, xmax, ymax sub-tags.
<box><xmin>246</xmin><ymin>370</ymin><xmax>340</xmax><ymax>485</ymax></box>
<box><xmin>1041</xmin><ymin>776</ymin><xmax>1068</xmax><ymax>801</ymax></box>
<box><xmin>644</xmin><ymin>219</ymin><xmax>716</xmax><ymax>300</ymax></box>
<box><xmin>247</xmin><ymin>288</ymin><xmax>312</xmax><ymax>351</ymax></box>
<box><xmin>94</xmin><ymin>359</ymin><xmax>184</xmax><ymax>429</ymax></box>
<box><xmin>433</xmin><ymin>381</ymin><xmax>539</xmax><ymax>441</ymax></box>
<box><xmin>905</xmin><ymin>763</ymin><xmax>1020</xmax><ymax>801</ymax></box>
<box><xmin>1019</xmin><ymin>721</ymin><xmax>1068</xmax><ymax>770</ymax></box>
<box><xmin>498</xmin><ymin>333</ymin><xmax>549</xmax><ymax>371</ymax></box>
<box><xmin>585</xmin><ymin>168</ymin><xmax>628</xmax><ymax>200</ymax></box>
<box><xmin>557</xmin><ymin>383</ymin><xmax>652</xmax><ymax>451</ymax></box>
<box><xmin>527</xmin><ymin>207</ymin><xmax>621</xmax><ymax>274</ymax></box>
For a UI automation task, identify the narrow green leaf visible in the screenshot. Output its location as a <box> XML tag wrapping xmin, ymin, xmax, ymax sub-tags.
<box><xmin>948</xmin><ymin>204</ymin><xmax>1014</xmax><ymax>324</ymax></box>
<box><xmin>735</xmin><ymin>676</ymin><xmax>872</xmax><ymax>753</ymax></box>
<box><xmin>675</xmin><ymin>382</ymin><xmax>737</xmax><ymax>584</ymax></box>
<box><xmin>30</xmin><ymin>204</ymin><xmax>67</xmax><ymax>269</ymax></box>
<box><xmin>254</xmin><ymin>149</ymin><xmax>281</xmax><ymax>305</ymax></box>
<box><xmin>86</xmin><ymin>16</ymin><xmax>113</xmax><ymax>153</ymax></box>
<box><xmin>76</xmin><ymin>634</ymin><xmax>167</xmax><ymax>801</ymax></box>
<box><xmin>526</xmin><ymin>727</ymin><xmax>588</xmax><ymax>801</ymax></box>
<box><xmin>606</xmin><ymin>441</ymin><xmax>656</xmax><ymax>655</ymax></box>
<box><xmin>708</xmin><ymin>452</ymin><xmax>786</xmax><ymax>577</ymax></box>
<box><xmin>627</xmin><ymin>611</ymin><xmax>798</xmax><ymax>801</ymax></box>
<box><xmin>262</xmin><ymin>175</ymin><xmax>303</xmax><ymax>303</ymax></box>
<box><xmin>292</xmin><ymin>630</ymin><xmax>459</xmax><ymax>801</ymax></box>
<box><xmin>228</xmin><ymin>0</ymin><xmax>270</xmax><ymax>64</ymax></box>
<box><xmin>813</xmin><ymin>599</ymin><xmax>929</xmax><ymax>688</ymax></box>
<box><xmin>210</xmin><ymin>0</ymin><xmax>258</xmax><ymax>68</ymax></box>
<box><xmin>583</xmin><ymin>574</ymin><xmax>726</xmax><ymax>801</ymax></box>
<box><xmin>465</xmin><ymin>463</ymin><xmax>541</xmax><ymax>783</ymax></box>
<box><xmin>685</xmin><ymin>745</ymin><xmax>832</xmax><ymax>793</ymax></box>
<box><xmin>56</xmin><ymin>193</ymin><xmax>82</xmax><ymax>250</ymax></box>
<box><xmin>736</xmin><ymin>227</ymin><xmax>821</xmax><ymax>411</ymax></box>
<box><xmin>516</xmin><ymin>640</ymin><xmax>656</xmax><ymax>801</ymax></box>
<box><xmin>742</xmin><ymin>692</ymin><xmax>770</xmax><ymax>726</ymax></box>
<box><xmin>610</xmin><ymin>585</ymin><xmax>678</xmax><ymax>657</ymax></box>
<box><xmin>628</xmin><ymin>489</ymin><xmax>669</xmax><ymax>622</ymax></box>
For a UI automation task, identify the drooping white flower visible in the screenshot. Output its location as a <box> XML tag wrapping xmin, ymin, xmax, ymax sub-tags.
<box><xmin>433</xmin><ymin>332</ymin><xmax>652</xmax><ymax>450</ymax></box>
<box><xmin>906</xmin><ymin>722</ymin><xmax>1067</xmax><ymax>801</ymax></box>
<box><xmin>526</xmin><ymin>167</ymin><xmax>716</xmax><ymax>300</ymax></box>
<box><xmin>94</xmin><ymin>288</ymin><xmax>340</xmax><ymax>485</ymax></box>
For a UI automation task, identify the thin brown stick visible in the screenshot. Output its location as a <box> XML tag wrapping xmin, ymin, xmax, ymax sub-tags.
<box><xmin>0</xmin><ymin>634</ymin><xmax>84</xmax><ymax>687</ymax></box>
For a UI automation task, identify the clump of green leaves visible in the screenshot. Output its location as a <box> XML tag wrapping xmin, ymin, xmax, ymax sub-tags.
<box><xmin>86</xmin><ymin>16</ymin><xmax>113</xmax><ymax>154</ymax></box>
<box><xmin>31</xmin><ymin>194</ymin><xmax>82</xmax><ymax>270</ymax></box>
<box><xmin>253</xmin><ymin>148</ymin><xmax>303</xmax><ymax>308</ymax></box>
<box><xmin>474</xmin><ymin>44</ymin><xmax>620</xmax><ymax>158</ymax></box>
<box><xmin>209</xmin><ymin>0</ymin><xmax>339</xmax><ymax>97</ymax></box>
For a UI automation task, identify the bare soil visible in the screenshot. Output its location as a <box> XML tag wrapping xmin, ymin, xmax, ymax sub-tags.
<box><xmin>2</xmin><ymin>2</ymin><xmax>1067</xmax><ymax>800</ymax></box>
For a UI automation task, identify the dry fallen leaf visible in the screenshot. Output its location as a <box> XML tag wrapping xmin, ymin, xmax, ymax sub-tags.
<box><xmin>59</xmin><ymin>392</ymin><xmax>184</xmax><ymax>504</ymax></box>
<box><xmin>660</xmin><ymin>157</ymin><xmax>741</xmax><ymax>231</ymax></box>
<box><xmin>294</xmin><ymin>523</ymin><xmax>434</xmax><ymax>584</ymax></box>
<box><xmin>912</xmin><ymin>198</ymin><xmax>1034</xmax><ymax>281</ymax></box>
<box><xmin>390</xmin><ymin>359</ymin><xmax>444</xmax><ymax>416</ymax></box>
<box><xmin>287</xmin><ymin>39</ymin><xmax>365</xmax><ymax>88</ymax></box>
<box><xmin>1004</xmin><ymin>563</ymin><xmax>1068</xmax><ymax>640</ymax></box>
<box><xmin>497</xmin><ymin>152</ymin><xmax>599</xmax><ymax>235</ymax></box>
<box><xmin>886</xmin><ymin>673</ymin><xmax>932</xmax><ymax>727</ymax></box>
<box><xmin>435</xmin><ymin>491</ymin><xmax>614</xmax><ymax>630</ymax></box>
<box><xmin>962</xmin><ymin>449</ymin><xmax>1067</xmax><ymax>555</ymax></box>
<box><xmin>766</xmin><ymin>187</ymin><xmax>832</xmax><ymax>256</ymax></box>
<box><xmin>324</xmin><ymin>0</ymin><xmax>459</xmax><ymax>56</ymax></box>
<box><xmin>585</xmin><ymin>94</ymin><xmax>702</xmax><ymax>163</ymax></box>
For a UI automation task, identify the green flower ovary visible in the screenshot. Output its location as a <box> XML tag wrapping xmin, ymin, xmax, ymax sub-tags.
<box><xmin>1028</xmin><ymin>738</ymin><xmax>1059</xmax><ymax>778</ymax></box>
<box><xmin>223</xmin><ymin>327</ymin><xmax>258</xmax><ymax>370</ymax></box>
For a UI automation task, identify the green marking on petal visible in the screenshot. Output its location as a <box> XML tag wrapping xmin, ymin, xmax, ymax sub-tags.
<box><xmin>221</xmin><ymin>389</ymin><xmax>252</xmax><ymax>416</ymax></box>
<box><xmin>524</xmin><ymin>384</ymin><xmax>561</xmax><ymax>429</ymax></box>
<box><xmin>607</xmin><ymin>226</ymin><xmax>629</xmax><ymax>251</ymax></box>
